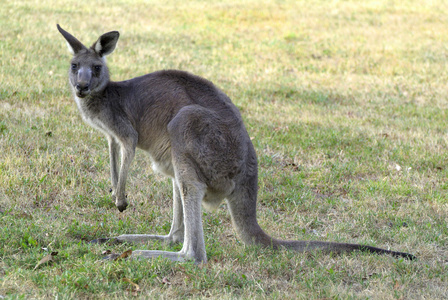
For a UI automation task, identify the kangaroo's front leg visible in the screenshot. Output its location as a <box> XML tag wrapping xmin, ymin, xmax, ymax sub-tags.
<box><xmin>107</xmin><ymin>135</ymin><xmax>120</xmax><ymax>196</ymax></box>
<box><xmin>113</xmin><ymin>128</ymin><xmax>137</xmax><ymax>212</ymax></box>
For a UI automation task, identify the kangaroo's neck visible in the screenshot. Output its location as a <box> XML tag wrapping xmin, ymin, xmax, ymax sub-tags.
<box><xmin>73</xmin><ymin>88</ymin><xmax>107</xmax><ymax>115</ymax></box>
<box><xmin>72</xmin><ymin>83</ymin><xmax>114</xmax><ymax>131</ymax></box>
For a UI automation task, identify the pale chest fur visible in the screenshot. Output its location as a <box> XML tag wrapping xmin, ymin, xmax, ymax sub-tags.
<box><xmin>74</xmin><ymin>95</ymin><xmax>115</xmax><ymax>138</ymax></box>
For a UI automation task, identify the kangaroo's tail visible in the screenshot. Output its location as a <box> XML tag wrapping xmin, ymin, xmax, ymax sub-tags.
<box><xmin>226</xmin><ymin>175</ymin><xmax>416</xmax><ymax>261</ymax></box>
<box><xmin>272</xmin><ymin>238</ymin><xmax>416</xmax><ymax>260</ymax></box>
<box><xmin>230</xmin><ymin>209</ymin><xmax>416</xmax><ymax>260</ymax></box>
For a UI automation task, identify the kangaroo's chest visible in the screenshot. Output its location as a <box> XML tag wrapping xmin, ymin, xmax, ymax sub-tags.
<box><xmin>75</xmin><ymin>96</ymin><xmax>114</xmax><ymax>137</ymax></box>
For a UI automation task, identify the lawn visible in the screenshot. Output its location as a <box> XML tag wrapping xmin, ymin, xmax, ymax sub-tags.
<box><xmin>0</xmin><ymin>0</ymin><xmax>447</xmax><ymax>298</ymax></box>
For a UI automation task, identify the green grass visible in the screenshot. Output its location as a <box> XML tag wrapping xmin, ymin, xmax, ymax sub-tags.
<box><xmin>1</xmin><ymin>0</ymin><xmax>448</xmax><ymax>298</ymax></box>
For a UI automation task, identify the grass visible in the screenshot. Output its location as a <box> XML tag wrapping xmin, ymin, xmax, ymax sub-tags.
<box><xmin>1</xmin><ymin>0</ymin><xmax>448</xmax><ymax>298</ymax></box>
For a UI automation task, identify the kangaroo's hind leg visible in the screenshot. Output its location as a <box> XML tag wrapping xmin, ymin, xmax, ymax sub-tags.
<box><xmin>115</xmin><ymin>179</ymin><xmax>185</xmax><ymax>244</ymax></box>
<box><xmin>130</xmin><ymin>177</ymin><xmax>206</xmax><ymax>263</ymax></box>
<box><xmin>125</xmin><ymin>106</ymin><xmax>214</xmax><ymax>263</ymax></box>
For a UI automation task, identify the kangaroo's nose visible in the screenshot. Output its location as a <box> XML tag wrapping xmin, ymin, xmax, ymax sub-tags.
<box><xmin>76</xmin><ymin>83</ymin><xmax>90</xmax><ymax>92</ymax></box>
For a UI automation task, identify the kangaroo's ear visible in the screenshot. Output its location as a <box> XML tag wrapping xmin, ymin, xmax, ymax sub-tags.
<box><xmin>91</xmin><ymin>31</ymin><xmax>120</xmax><ymax>57</ymax></box>
<box><xmin>57</xmin><ymin>24</ymin><xmax>86</xmax><ymax>55</ymax></box>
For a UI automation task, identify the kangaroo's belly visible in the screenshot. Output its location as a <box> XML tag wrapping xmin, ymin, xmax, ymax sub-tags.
<box><xmin>149</xmin><ymin>157</ymin><xmax>174</xmax><ymax>177</ymax></box>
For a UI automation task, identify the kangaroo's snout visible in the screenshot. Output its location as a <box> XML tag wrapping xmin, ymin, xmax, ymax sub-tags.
<box><xmin>76</xmin><ymin>83</ymin><xmax>90</xmax><ymax>92</ymax></box>
<box><xmin>74</xmin><ymin>68</ymin><xmax>92</xmax><ymax>97</ymax></box>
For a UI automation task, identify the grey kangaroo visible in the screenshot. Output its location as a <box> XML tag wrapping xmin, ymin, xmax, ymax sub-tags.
<box><xmin>57</xmin><ymin>24</ymin><xmax>415</xmax><ymax>263</ymax></box>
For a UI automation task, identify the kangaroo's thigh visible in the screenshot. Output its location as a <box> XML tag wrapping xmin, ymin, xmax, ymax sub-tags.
<box><xmin>167</xmin><ymin>105</ymin><xmax>242</xmax><ymax>195</ymax></box>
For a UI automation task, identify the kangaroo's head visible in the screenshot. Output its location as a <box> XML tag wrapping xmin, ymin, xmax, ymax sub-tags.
<box><xmin>57</xmin><ymin>24</ymin><xmax>119</xmax><ymax>98</ymax></box>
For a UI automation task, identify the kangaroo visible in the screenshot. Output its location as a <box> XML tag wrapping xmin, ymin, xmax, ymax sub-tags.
<box><xmin>57</xmin><ymin>24</ymin><xmax>415</xmax><ymax>263</ymax></box>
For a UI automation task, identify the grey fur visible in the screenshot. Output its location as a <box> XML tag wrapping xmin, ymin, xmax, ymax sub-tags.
<box><xmin>57</xmin><ymin>25</ymin><xmax>415</xmax><ymax>263</ymax></box>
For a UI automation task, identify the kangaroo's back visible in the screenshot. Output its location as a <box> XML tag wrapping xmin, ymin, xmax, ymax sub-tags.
<box><xmin>104</xmin><ymin>70</ymin><xmax>248</xmax><ymax>172</ymax></box>
<box><xmin>125</xmin><ymin>69</ymin><xmax>242</xmax><ymax>119</ymax></box>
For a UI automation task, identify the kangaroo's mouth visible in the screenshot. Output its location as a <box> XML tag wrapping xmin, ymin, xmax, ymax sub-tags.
<box><xmin>76</xmin><ymin>90</ymin><xmax>90</xmax><ymax>98</ymax></box>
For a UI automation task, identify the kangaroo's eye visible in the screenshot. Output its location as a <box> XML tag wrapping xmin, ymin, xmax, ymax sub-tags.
<box><xmin>94</xmin><ymin>65</ymin><xmax>102</xmax><ymax>72</ymax></box>
<box><xmin>71</xmin><ymin>64</ymin><xmax>77</xmax><ymax>70</ymax></box>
